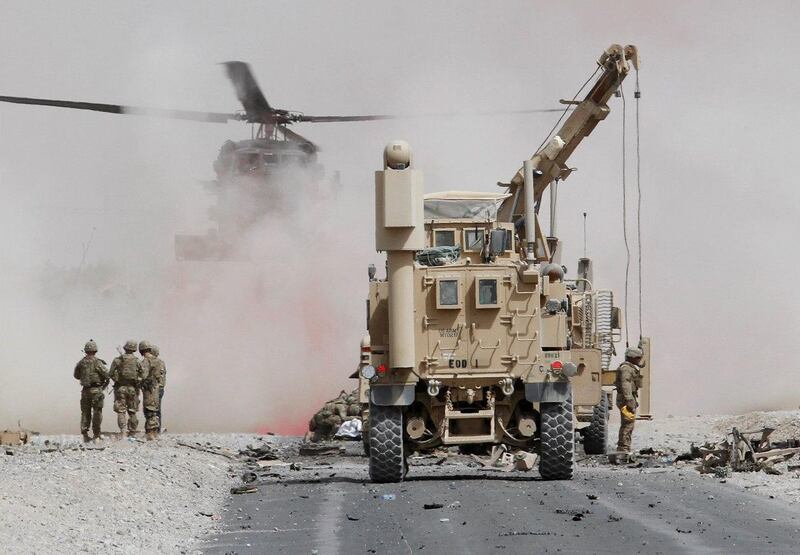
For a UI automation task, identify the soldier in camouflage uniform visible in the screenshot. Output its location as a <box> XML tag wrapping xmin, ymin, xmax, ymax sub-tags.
<box><xmin>109</xmin><ymin>340</ymin><xmax>146</xmax><ymax>437</ymax></box>
<box><xmin>615</xmin><ymin>346</ymin><xmax>645</xmax><ymax>453</ymax></box>
<box><xmin>306</xmin><ymin>406</ymin><xmax>343</xmax><ymax>442</ymax></box>
<box><xmin>73</xmin><ymin>340</ymin><xmax>109</xmax><ymax>443</ymax></box>
<box><xmin>150</xmin><ymin>345</ymin><xmax>167</xmax><ymax>433</ymax></box>
<box><xmin>140</xmin><ymin>342</ymin><xmax>166</xmax><ymax>440</ymax></box>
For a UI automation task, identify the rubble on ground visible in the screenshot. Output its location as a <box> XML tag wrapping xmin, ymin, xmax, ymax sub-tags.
<box><xmin>678</xmin><ymin>427</ymin><xmax>800</xmax><ymax>476</ymax></box>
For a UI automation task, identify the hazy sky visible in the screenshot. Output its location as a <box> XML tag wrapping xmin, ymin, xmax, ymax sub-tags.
<box><xmin>2</xmin><ymin>1</ymin><xmax>799</xmax><ymax>431</ymax></box>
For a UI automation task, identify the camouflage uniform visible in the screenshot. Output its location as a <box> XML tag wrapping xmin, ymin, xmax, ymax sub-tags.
<box><xmin>615</xmin><ymin>347</ymin><xmax>644</xmax><ymax>452</ymax></box>
<box><xmin>109</xmin><ymin>341</ymin><xmax>146</xmax><ymax>435</ymax></box>
<box><xmin>151</xmin><ymin>345</ymin><xmax>166</xmax><ymax>432</ymax></box>
<box><xmin>73</xmin><ymin>340</ymin><xmax>109</xmax><ymax>441</ymax></box>
<box><xmin>141</xmin><ymin>350</ymin><xmax>166</xmax><ymax>438</ymax></box>
<box><xmin>306</xmin><ymin>403</ymin><xmax>344</xmax><ymax>442</ymax></box>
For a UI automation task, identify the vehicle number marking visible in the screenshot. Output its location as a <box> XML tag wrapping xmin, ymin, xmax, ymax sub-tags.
<box><xmin>439</xmin><ymin>328</ymin><xmax>459</xmax><ymax>338</ymax></box>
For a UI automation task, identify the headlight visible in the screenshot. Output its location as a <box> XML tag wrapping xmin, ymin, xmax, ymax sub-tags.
<box><xmin>360</xmin><ymin>365</ymin><xmax>377</xmax><ymax>380</ymax></box>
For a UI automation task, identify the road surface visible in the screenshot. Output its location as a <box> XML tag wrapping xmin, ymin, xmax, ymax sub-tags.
<box><xmin>203</xmin><ymin>451</ymin><xmax>800</xmax><ymax>554</ymax></box>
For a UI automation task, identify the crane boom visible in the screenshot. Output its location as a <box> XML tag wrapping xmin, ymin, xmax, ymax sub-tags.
<box><xmin>499</xmin><ymin>44</ymin><xmax>639</xmax><ymax>224</ymax></box>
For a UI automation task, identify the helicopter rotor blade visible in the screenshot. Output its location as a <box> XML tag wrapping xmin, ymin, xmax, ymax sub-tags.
<box><xmin>222</xmin><ymin>61</ymin><xmax>274</xmax><ymax>123</ymax></box>
<box><xmin>293</xmin><ymin>107</ymin><xmax>567</xmax><ymax>123</ymax></box>
<box><xmin>0</xmin><ymin>95</ymin><xmax>236</xmax><ymax>123</ymax></box>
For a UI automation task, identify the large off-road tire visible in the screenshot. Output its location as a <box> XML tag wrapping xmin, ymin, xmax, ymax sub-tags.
<box><xmin>368</xmin><ymin>404</ymin><xmax>406</xmax><ymax>483</ymax></box>
<box><xmin>539</xmin><ymin>395</ymin><xmax>575</xmax><ymax>480</ymax></box>
<box><xmin>583</xmin><ymin>393</ymin><xmax>610</xmax><ymax>455</ymax></box>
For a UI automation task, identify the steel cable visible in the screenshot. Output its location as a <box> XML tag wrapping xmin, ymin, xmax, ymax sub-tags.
<box><xmin>635</xmin><ymin>71</ymin><xmax>643</xmax><ymax>340</ymax></box>
<box><xmin>620</xmin><ymin>85</ymin><xmax>630</xmax><ymax>347</ymax></box>
<box><xmin>534</xmin><ymin>65</ymin><xmax>602</xmax><ymax>156</ymax></box>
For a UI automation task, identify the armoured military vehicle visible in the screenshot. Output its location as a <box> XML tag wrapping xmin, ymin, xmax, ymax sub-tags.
<box><xmin>357</xmin><ymin>44</ymin><xmax>651</xmax><ymax>482</ymax></box>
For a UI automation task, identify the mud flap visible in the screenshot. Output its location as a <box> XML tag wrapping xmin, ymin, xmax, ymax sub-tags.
<box><xmin>370</xmin><ymin>384</ymin><xmax>415</xmax><ymax>406</ymax></box>
<box><xmin>525</xmin><ymin>381</ymin><xmax>571</xmax><ymax>403</ymax></box>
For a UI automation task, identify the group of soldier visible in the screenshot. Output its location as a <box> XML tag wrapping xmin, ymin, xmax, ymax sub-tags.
<box><xmin>73</xmin><ymin>339</ymin><xmax>167</xmax><ymax>443</ymax></box>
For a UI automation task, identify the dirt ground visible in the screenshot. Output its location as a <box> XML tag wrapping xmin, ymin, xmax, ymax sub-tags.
<box><xmin>2</xmin><ymin>411</ymin><xmax>800</xmax><ymax>553</ymax></box>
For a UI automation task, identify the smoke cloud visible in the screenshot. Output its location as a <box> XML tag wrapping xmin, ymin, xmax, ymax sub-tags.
<box><xmin>2</xmin><ymin>1</ymin><xmax>800</xmax><ymax>433</ymax></box>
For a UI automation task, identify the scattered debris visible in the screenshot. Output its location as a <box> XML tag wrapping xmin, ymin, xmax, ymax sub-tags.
<box><xmin>513</xmin><ymin>451</ymin><xmax>538</xmax><ymax>471</ymax></box>
<box><xmin>555</xmin><ymin>508</ymin><xmax>591</xmax><ymax>517</ymax></box>
<box><xmin>298</xmin><ymin>444</ymin><xmax>346</xmax><ymax>457</ymax></box>
<box><xmin>240</xmin><ymin>442</ymin><xmax>280</xmax><ymax>461</ymax></box>
<box><xmin>423</xmin><ymin>503</ymin><xmax>444</xmax><ymax>510</ymax></box>
<box><xmin>471</xmin><ymin>445</ymin><xmax>538</xmax><ymax>472</ymax></box>
<box><xmin>231</xmin><ymin>485</ymin><xmax>258</xmax><ymax>495</ymax></box>
<box><xmin>176</xmin><ymin>441</ymin><xmax>238</xmax><ymax>460</ymax></box>
<box><xmin>256</xmin><ymin>459</ymin><xmax>289</xmax><ymax>468</ymax></box>
<box><xmin>241</xmin><ymin>471</ymin><xmax>258</xmax><ymax>483</ymax></box>
<box><xmin>346</xmin><ymin>514</ymin><xmax>360</xmax><ymax>521</ymax></box>
<box><xmin>0</xmin><ymin>430</ymin><xmax>29</xmax><ymax>446</ymax></box>
<box><xmin>679</xmin><ymin>427</ymin><xmax>800</xmax><ymax>476</ymax></box>
<box><xmin>334</xmin><ymin>419</ymin><xmax>363</xmax><ymax>440</ymax></box>
<box><xmin>381</xmin><ymin>494</ymin><xmax>396</xmax><ymax>501</ymax></box>
<box><xmin>439</xmin><ymin>518</ymin><xmax>450</xmax><ymax>523</ymax></box>
<box><xmin>498</xmin><ymin>531</ymin><xmax>553</xmax><ymax>537</ymax></box>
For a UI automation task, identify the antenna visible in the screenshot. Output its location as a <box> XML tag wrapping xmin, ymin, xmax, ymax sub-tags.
<box><xmin>582</xmin><ymin>212</ymin><xmax>587</xmax><ymax>257</ymax></box>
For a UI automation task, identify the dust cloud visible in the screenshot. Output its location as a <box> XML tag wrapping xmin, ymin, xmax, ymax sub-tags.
<box><xmin>2</xmin><ymin>1</ymin><xmax>800</xmax><ymax>432</ymax></box>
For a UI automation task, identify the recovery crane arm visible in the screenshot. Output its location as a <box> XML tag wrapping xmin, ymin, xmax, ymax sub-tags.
<box><xmin>499</xmin><ymin>44</ymin><xmax>639</xmax><ymax>224</ymax></box>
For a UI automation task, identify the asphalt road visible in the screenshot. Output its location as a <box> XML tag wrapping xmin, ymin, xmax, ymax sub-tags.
<box><xmin>203</xmin><ymin>454</ymin><xmax>800</xmax><ymax>554</ymax></box>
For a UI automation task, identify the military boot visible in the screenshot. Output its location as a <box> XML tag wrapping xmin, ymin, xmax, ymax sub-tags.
<box><xmin>82</xmin><ymin>432</ymin><xmax>91</xmax><ymax>443</ymax></box>
<box><xmin>145</xmin><ymin>431</ymin><xmax>156</xmax><ymax>441</ymax></box>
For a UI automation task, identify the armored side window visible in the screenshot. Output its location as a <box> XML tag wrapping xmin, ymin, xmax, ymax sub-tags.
<box><xmin>434</xmin><ymin>230</ymin><xmax>456</xmax><ymax>247</ymax></box>
<box><xmin>437</xmin><ymin>278</ymin><xmax>461</xmax><ymax>309</ymax></box>
<box><xmin>463</xmin><ymin>229</ymin><xmax>485</xmax><ymax>251</ymax></box>
<box><xmin>476</xmin><ymin>278</ymin><xmax>500</xmax><ymax>308</ymax></box>
<box><xmin>504</xmin><ymin>229</ymin><xmax>513</xmax><ymax>251</ymax></box>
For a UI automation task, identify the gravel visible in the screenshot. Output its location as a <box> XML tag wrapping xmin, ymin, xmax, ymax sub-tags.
<box><xmin>0</xmin><ymin>433</ymin><xmax>294</xmax><ymax>554</ymax></box>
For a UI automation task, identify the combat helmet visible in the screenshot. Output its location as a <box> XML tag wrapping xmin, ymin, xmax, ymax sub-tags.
<box><xmin>138</xmin><ymin>340</ymin><xmax>151</xmax><ymax>353</ymax></box>
<box><xmin>123</xmin><ymin>340</ymin><xmax>137</xmax><ymax>352</ymax></box>
<box><xmin>625</xmin><ymin>347</ymin><xmax>644</xmax><ymax>360</ymax></box>
<box><xmin>83</xmin><ymin>339</ymin><xmax>98</xmax><ymax>353</ymax></box>
<box><xmin>150</xmin><ymin>344</ymin><xmax>160</xmax><ymax>357</ymax></box>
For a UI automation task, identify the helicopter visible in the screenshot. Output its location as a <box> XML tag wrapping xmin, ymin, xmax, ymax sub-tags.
<box><xmin>0</xmin><ymin>62</ymin><xmax>563</xmax><ymax>260</ymax></box>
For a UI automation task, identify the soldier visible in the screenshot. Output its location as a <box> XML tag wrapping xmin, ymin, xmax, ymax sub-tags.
<box><xmin>150</xmin><ymin>345</ymin><xmax>167</xmax><ymax>433</ymax></box>
<box><xmin>109</xmin><ymin>340</ymin><xmax>146</xmax><ymax>437</ymax></box>
<box><xmin>73</xmin><ymin>340</ymin><xmax>109</xmax><ymax>442</ymax></box>
<box><xmin>306</xmin><ymin>406</ymin><xmax>344</xmax><ymax>442</ymax></box>
<box><xmin>141</xmin><ymin>343</ymin><xmax>166</xmax><ymax>440</ymax></box>
<box><xmin>615</xmin><ymin>346</ymin><xmax>645</xmax><ymax>453</ymax></box>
